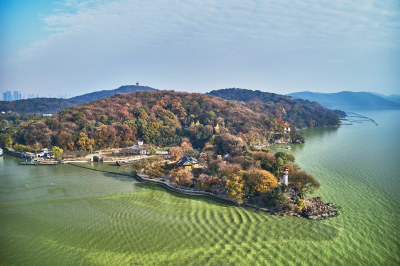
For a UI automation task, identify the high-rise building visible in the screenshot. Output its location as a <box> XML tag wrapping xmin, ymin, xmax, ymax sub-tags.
<box><xmin>12</xmin><ymin>91</ymin><xmax>21</xmax><ymax>101</ymax></box>
<box><xmin>3</xmin><ymin>91</ymin><xmax>11</xmax><ymax>101</ymax></box>
<box><xmin>2</xmin><ymin>90</ymin><xmax>22</xmax><ymax>101</ymax></box>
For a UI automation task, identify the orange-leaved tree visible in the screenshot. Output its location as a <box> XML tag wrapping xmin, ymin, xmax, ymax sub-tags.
<box><xmin>180</xmin><ymin>138</ymin><xmax>193</xmax><ymax>152</ymax></box>
<box><xmin>243</xmin><ymin>169</ymin><xmax>278</xmax><ymax>196</ymax></box>
<box><xmin>169</xmin><ymin>147</ymin><xmax>183</xmax><ymax>160</ymax></box>
<box><xmin>169</xmin><ymin>169</ymin><xmax>194</xmax><ymax>186</ymax></box>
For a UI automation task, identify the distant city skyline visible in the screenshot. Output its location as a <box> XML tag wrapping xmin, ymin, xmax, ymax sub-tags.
<box><xmin>2</xmin><ymin>90</ymin><xmax>21</xmax><ymax>101</ymax></box>
<box><xmin>1</xmin><ymin>0</ymin><xmax>399</xmax><ymax>96</ymax></box>
<box><xmin>0</xmin><ymin>89</ymin><xmax>74</xmax><ymax>100</ymax></box>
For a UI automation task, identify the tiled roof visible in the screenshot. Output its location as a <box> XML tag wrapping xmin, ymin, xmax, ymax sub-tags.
<box><xmin>177</xmin><ymin>157</ymin><xmax>199</xmax><ymax>166</ymax></box>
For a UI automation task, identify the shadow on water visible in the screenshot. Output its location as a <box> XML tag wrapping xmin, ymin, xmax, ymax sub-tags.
<box><xmin>67</xmin><ymin>163</ymin><xmax>231</xmax><ymax>207</ymax></box>
<box><xmin>68</xmin><ymin>163</ymin><xmax>232</xmax><ymax>208</ymax></box>
<box><xmin>101</xmin><ymin>172</ymin><xmax>136</xmax><ymax>183</ymax></box>
<box><xmin>302</xmin><ymin>126</ymin><xmax>340</xmax><ymax>140</ymax></box>
<box><xmin>68</xmin><ymin>162</ymin><xmax>135</xmax><ymax>183</ymax></box>
<box><xmin>134</xmin><ymin>182</ymin><xmax>233</xmax><ymax>207</ymax></box>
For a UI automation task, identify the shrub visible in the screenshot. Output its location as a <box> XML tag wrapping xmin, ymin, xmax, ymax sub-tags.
<box><xmin>296</xmin><ymin>200</ymin><xmax>305</xmax><ymax>213</ymax></box>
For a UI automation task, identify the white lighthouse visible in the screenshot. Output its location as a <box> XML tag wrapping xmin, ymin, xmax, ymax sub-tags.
<box><xmin>283</xmin><ymin>167</ymin><xmax>289</xmax><ymax>186</ymax></box>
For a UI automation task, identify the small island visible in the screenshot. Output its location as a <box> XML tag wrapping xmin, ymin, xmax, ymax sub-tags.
<box><xmin>0</xmin><ymin>89</ymin><xmax>341</xmax><ymax>219</ymax></box>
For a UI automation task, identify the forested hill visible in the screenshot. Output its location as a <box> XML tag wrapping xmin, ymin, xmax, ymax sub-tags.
<box><xmin>70</xmin><ymin>85</ymin><xmax>156</xmax><ymax>102</ymax></box>
<box><xmin>12</xmin><ymin>90</ymin><xmax>304</xmax><ymax>151</ymax></box>
<box><xmin>0</xmin><ymin>98</ymin><xmax>83</xmax><ymax>114</ymax></box>
<box><xmin>0</xmin><ymin>85</ymin><xmax>157</xmax><ymax>114</ymax></box>
<box><xmin>208</xmin><ymin>88</ymin><xmax>344</xmax><ymax>128</ymax></box>
<box><xmin>288</xmin><ymin>91</ymin><xmax>400</xmax><ymax>110</ymax></box>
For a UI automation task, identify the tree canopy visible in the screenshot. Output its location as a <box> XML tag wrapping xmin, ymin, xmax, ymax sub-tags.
<box><xmin>9</xmin><ymin>91</ymin><xmax>303</xmax><ymax>151</ymax></box>
<box><xmin>290</xmin><ymin>171</ymin><xmax>320</xmax><ymax>197</ymax></box>
<box><xmin>208</xmin><ymin>88</ymin><xmax>343</xmax><ymax>128</ymax></box>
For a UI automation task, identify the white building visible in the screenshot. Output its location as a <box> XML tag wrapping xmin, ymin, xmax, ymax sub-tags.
<box><xmin>283</xmin><ymin>167</ymin><xmax>289</xmax><ymax>185</ymax></box>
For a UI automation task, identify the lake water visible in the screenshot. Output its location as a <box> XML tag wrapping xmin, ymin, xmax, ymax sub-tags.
<box><xmin>0</xmin><ymin>110</ymin><xmax>399</xmax><ymax>265</ymax></box>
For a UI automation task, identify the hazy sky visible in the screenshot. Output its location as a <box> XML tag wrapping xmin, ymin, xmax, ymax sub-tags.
<box><xmin>1</xmin><ymin>0</ymin><xmax>399</xmax><ymax>97</ymax></box>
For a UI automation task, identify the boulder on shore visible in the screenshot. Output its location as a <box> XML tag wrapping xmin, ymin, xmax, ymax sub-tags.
<box><xmin>302</xmin><ymin>197</ymin><xmax>340</xmax><ymax>220</ymax></box>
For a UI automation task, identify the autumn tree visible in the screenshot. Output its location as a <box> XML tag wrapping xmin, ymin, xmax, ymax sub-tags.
<box><xmin>290</xmin><ymin>170</ymin><xmax>320</xmax><ymax>198</ymax></box>
<box><xmin>169</xmin><ymin>147</ymin><xmax>183</xmax><ymax>160</ymax></box>
<box><xmin>117</xmin><ymin>108</ymin><xmax>133</xmax><ymax>120</ymax></box>
<box><xmin>95</xmin><ymin>125</ymin><xmax>117</xmax><ymax>148</ymax></box>
<box><xmin>196</xmin><ymin>174</ymin><xmax>218</xmax><ymax>190</ymax></box>
<box><xmin>207</xmin><ymin>176</ymin><xmax>218</xmax><ymax>187</ymax></box>
<box><xmin>31</xmin><ymin>142</ymin><xmax>42</xmax><ymax>151</ymax></box>
<box><xmin>77</xmin><ymin>132</ymin><xmax>95</xmax><ymax>151</ymax></box>
<box><xmin>22</xmin><ymin>121</ymin><xmax>52</xmax><ymax>147</ymax></box>
<box><xmin>169</xmin><ymin>169</ymin><xmax>194</xmax><ymax>186</ymax></box>
<box><xmin>180</xmin><ymin>138</ymin><xmax>193</xmax><ymax>152</ymax></box>
<box><xmin>171</xmin><ymin>101</ymin><xmax>187</xmax><ymax>117</ymax></box>
<box><xmin>56</xmin><ymin>131</ymin><xmax>74</xmax><ymax>150</ymax></box>
<box><xmin>52</xmin><ymin>146</ymin><xmax>63</xmax><ymax>161</ymax></box>
<box><xmin>225</xmin><ymin>174</ymin><xmax>244</xmax><ymax>204</ymax></box>
<box><xmin>144</xmin><ymin>161</ymin><xmax>164</xmax><ymax>178</ymax></box>
<box><xmin>116</xmin><ymin>124</ymin><xmax>136</xmax><ymax>143</ymax></box>
<box><xmin>243</xmin><ymin>169</ymin><xmax>278</xmax><ymax>196</ymax></box>
<box><xmin>229</xmin><ymin>156</ymin><xmax>260</xmax><ymax>170</ymax></box>
<box><xmin>218</xmin><ymin>162</ymin><xmax>242</xmax><ymax>178</ymax></box>
<box><xmin>0</xmin><ymin>133</ymin><xmax>12</xmax><ymax>147</ymax></box>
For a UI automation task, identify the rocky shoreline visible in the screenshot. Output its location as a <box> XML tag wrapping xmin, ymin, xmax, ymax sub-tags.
<box><xmin>302</xmin><ymin>197</ymin><xmax>340</xmax><ymax>220</ymax></box>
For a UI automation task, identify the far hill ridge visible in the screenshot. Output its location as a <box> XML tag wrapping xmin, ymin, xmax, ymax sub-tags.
<box><xmin>288</xmin><ymin>91</ymin><xmax>400</xmax><ymax>110</ymax></box>
<box><xmin>0</xmin><ymin>85</ymin><xmax>157</xmax><ymax>114</ymax></box>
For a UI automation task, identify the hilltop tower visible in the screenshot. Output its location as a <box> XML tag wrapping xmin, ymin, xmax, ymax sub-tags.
<box><xmin>283</xmin><ymin>167</ymin><xmax>289</xmax><ymax>186</ymax></box>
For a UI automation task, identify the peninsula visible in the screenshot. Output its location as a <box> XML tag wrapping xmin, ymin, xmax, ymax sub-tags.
<box><xmin>0</xmin><ymin>89</ymin><xmax>341</xmax><ymax>219</ymax></box>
